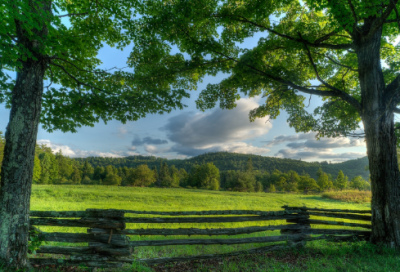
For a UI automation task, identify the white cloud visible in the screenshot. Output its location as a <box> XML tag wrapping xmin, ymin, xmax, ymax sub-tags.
<box><xmin>275</xmin><ymin>148</ymin><xmax>366</xmax><ymax>162</ymax></box>
<box><xmin>264</xmin><ymin>133</ymin><xmax>316</xmax><ymax>146</ymax></box>
<box><xmin>266</xmin><ymin>132</ymin><xmax>366</xmax><ymax>162</ymax></box>
<box><xmin>169</xmin><ymin>142</ymin><xmax>270</xmax><ymax>157</ymax></box>
<box><xmin>161</xmin><ymin>98</ymin><xmax>272</xmax><ymax>156</ymax></box>
<box><xmin>117</xmin><ymin>126</ymin><xmax>129</xmax><ymax>138</ymax></box>
<box><xmin>36</xmin><ymin>139</ymin><xmax>129</xmax><ymax>158</ymax></box>
<box><xmin>144</xmin><ymin>145</ymin><xmax>158</xmax><ymax>153</ymax></box>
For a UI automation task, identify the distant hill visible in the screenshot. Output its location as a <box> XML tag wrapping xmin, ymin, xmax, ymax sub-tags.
<box><xmin>73</xmin><ymin>152</ymin><xmax>369</xmax><ymax>181</ymax></box>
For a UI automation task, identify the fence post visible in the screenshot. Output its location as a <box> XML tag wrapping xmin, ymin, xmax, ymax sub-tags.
<box><xmin>281</xmin><ymin>206</ymin><xmax>311</xmax><ymax>248</ymax></box>
<box><xmin>85</xmin><ymin>209</ymin><xmax>133</xmax><ymax>264</ymax></box>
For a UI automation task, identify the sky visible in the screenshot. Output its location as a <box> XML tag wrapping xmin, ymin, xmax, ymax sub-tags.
<box><xmin>2</xmin><ymin>15</ymin><xmax>371</xmax><ymax>163</ymax></box>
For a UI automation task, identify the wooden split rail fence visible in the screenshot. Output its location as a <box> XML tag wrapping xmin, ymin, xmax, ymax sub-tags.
<box><xmin>29</xmin><ymin>206</ymin><xmax>372</xmax><ymax>269</ymax></box>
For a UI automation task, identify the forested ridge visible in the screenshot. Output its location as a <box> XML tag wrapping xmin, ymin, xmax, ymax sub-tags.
<box><xmin>0</xmin><ymin>131</ymin><xmax>369</xmax><ymax>192</ymax></box>
<box><xmin>73</xmin><ymin>152</ymin><xmax>369</xmax><ymax>181</ymax></box>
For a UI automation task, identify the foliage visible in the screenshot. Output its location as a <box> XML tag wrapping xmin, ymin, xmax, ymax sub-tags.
<box><xmin>188</xmin><ymin>162</ymin><xmax>220</xmax><ymax>190</ymax></box>
<box><xmin>32</xmin><ymin>155</ymin><xmax>42</xmax><ymax>184</ymax></box>
<box><xmin>349</xmin><ymin>176</ymin><xmax>371</xmax><ymax>191</ymax></box>
<box><xmin>317</xmin><ymin>172</ymin><xmax>330</xmax><ymax>191</ymax></box>
<box><xmin>335</xmin><ymin>170</ymin><xmax>348</xmax><ymax>190</ymax></box>
<box><xmin>74</xmin><ymin>151</ymin><xmax>370</xmax><ymax>181</ymax></box>
<box><xmin>28</xmin><ymin>227</ymin><xmax>45</xmax><ymax>255</ymax></box>
<box><xmin>126</xmin><ymin>164</ymin><xmax>156</xmax><ymax>187</ymax></box>
<box><xmin>0</xmin><ymin>0</ymin><xmax>190</xmax><ymax>133</ymax></box>
<box><xmin>298</xmin><ymin>175</ymin><xmax>320</xmax><ymax>192</ymax></box>
<box><xmin>0</xmin><ymin>131</ymin><xmax>369</xmax><ymax>192</ymax></box>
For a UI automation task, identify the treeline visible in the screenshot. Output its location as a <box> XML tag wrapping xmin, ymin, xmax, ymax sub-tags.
<box><xmin>219</xmin><ymin>158</ymin><xmax>370</xmax><ymax>192</ymax></box>
<box><xmin>73</xmin><ymin>151</ymin><xmax>370</xmax><ymax>181</ymax></box>
<box><xmin>0</xmin><ymin>133</ymin><xmax>371</xmax><ymax>192</ymax></box>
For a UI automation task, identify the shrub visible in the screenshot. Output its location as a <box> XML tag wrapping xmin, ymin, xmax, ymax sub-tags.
<box><xmin>321</xmin><ymin>190</ymin><xmax>371</xmax><ymax>203</ymax></box>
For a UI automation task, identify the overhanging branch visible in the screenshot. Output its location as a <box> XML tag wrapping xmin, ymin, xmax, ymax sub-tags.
<box><xmin>385</xmin><ymin>74</ymin><xmax>400</xmax><ymax>104</ymax></box>
<box><xmin>300</xmin><ymin>36</ymin><xmax>349</xmax><ymax>95</ymax></box>
<box><xmin>390</xmin><ymin>0</ymin><xmax>400</xmax><ymax>32</ymax></box>
<box><xmin>365</xmin><ymin>0</ymin><xmax>399</xmax><ymax>40</ymax></box>
<box><xmin>204</xmin><ymin>44</ymin><xmax>362</xmax><ymax>112</ymax></box>
<box><xmin>211</xmin><ymin>14</ymin><xmax>354</xmax><ymax>50</ymax></box>
<box><xmin>314</xmin><ymin>52</ymin><xmax>358</xmax><ymax>71</ymax></box>
<box><xmin>49</xmin><ymin>62</ymin><xmax>111</xmax><ymax>96</ymax></box>
<box><xmin>57</xmin><ymin>13</ymin><xmax>88</xmax><ymax>18</ymax></box>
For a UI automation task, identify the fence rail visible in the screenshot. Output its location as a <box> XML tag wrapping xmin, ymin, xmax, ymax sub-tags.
<box><xmin>29</xmin><ymin>206</ymin><xmax>372</xmax><ymax>269</ymax></box>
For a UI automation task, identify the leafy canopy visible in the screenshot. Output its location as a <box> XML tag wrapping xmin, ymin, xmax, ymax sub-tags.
<box><xmin>129</xmin><ymin>0</ymin><xmax>400</xmax><ymax>138</ymax></box>
<box><xmin>1</xmin><ymin>0</ymin><xmax>190</xmax><ymax>133</ymax></box>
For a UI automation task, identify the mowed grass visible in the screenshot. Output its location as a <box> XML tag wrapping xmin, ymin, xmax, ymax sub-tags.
<box><xmin>25</xmin><ymin>185</ymin><xmax>400</xmax><ymax>272</ymax></box>
<box><xmin>321</xmin><ymin>190</ymin><xmax>371</xmax><ymax>203</ymax></box>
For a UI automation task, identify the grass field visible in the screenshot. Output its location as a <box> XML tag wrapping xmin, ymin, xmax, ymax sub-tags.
<box><xmin>21</xmin><ymin>186</ymin><xmax>400</xmax><ymax>271</ymax></box>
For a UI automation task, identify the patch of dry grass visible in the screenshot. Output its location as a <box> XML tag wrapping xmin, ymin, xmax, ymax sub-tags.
<box><xmin>321</xmin><ymin>190</ymin><xmax>371</xmax><ymax>203</ymax></box>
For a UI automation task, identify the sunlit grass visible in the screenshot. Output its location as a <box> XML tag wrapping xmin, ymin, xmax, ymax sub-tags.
<box><xmin>30</xmin><ymin>185</ymin><xmax>371</xmax><ymax>261</ymax></box>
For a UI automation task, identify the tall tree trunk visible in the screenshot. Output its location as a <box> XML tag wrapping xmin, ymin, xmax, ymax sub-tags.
<box><xmin>357</xmin><ymin>27</ymin><xmax>400</xmax><ymax>247</ymax></box>
<box><xmin>0</xmin><ymin>60</ymin><xmax>46</xmax><ymax>269</ymax></box>
<box><xmin>0</xmin><ymin>1</ymin><xmax>50</xmax><ymax>268</ymax></box>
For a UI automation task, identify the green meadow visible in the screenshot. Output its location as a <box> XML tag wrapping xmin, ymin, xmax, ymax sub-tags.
<box><xmin>27</xmin><ymin>186</ymin><xmax>400</xmax><ymax>272</ymax></box>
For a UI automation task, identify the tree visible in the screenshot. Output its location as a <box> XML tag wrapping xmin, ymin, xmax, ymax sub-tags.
<box><xmin>246</xmin><ymin>157</ymin><xmax>253</xmax><ymax>172</ymax></box>
<box><xmin>81</xmin><ymin>160</ymin><xmax>94</xmax><ymax>180</ymax></box>
<box><xmin>188</xmin><ymin>163</ymin><xmax>220</xmax><ymax>190</ymax></box>
<box><xmin>276</xmin><ymin>177</ymin><xmax>287</xmax><ymax>192</ymax></box>
<box><xmin>127</xmin><ymin>164</ymin><xmax>156</xmax><ymax>186</ymax></box>
<box><xmin>269</xmin><ymin>184</ymin><xmax>276</xmax><ymax>193</ymax></box>
<box><xmin>152</xmin><ymin>166</ymin><xmax>159</xmax><ymax>185</ymax></box>
<box><xmin>255</xmin><ymin>181</ymin><xmax>263</xmax><ymax>192</ymax></box>
<box><xmin>131</xmin><ymin>0</ymin><xmax>400</xmax><ymax>246</ymax></box>
<box><xmin>102</xmin><ymin>173</ymin><xmax>122</xmax><ymax>186</ymax></box>
<box><xmin>227</xmin><ymin>171</ymin><xmax>256</xmax><ymax>192</ymax></box>
<box><xmin>349</xmin><ymin>176</ymin><xmax>371</xmax><ymax>191</ymax></box>
<box><xmin>335</xmin><ymin>170</ymin><xmax>348</xmax><ymax>190</ymax></box>
<box><xmin>178</xmin><ymin>168</ymin><xmax>189</xmax><ymax>186</ymax></box>
<box><xmin>32</xmin><ymin>155</ymin><xmax>42</xmax><ymax>184</ymax></box>
<box><xmin>317</xmin><ymin>173</ymin><xmax>330</xmax><ymax>191</ymax></box>
<box><xmin>159</xmin><ymin>162</ymin><xmax>171</xmax><ymax>186</ymax></box>
<box><xmin>38</xmin><ymin>153</ymin><xmax>52</xmax><ymax>184</ymax></box>
<box><xmin>93</xmin><ymin>166</ymin><xmax>105</xmax><ymax>181</ymax></box>
<box><xmin>0</xmin><ymin>1</ymin><xmax>190</xmax><ymax>268</ymax></box>
<box><xmin>316</xmin><ymin>168</ymin><xmax>324</xmax><ymax>180</ymax></box>
<box><xmin>298</xmin><ymin>176</ymin><xmax>320</xmax><ymax>192</ymax></box>
<box><xmin>168</xmin><ymin>165</ymin><xmax>180</xmax><ymax>187</ymax></box>
<box><xmin>71</xmin><ymin>167</ymin><xmax>82</xmax><ymax>184</ymax></box>
<box><xmin>55</xmin><ymin>150</ymin><xmax>73</xmax><ymax>180</ymax></box>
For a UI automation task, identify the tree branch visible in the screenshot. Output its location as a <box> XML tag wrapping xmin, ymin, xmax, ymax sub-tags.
<box><xmin>365</xmin><ymin>0</ymin><xmax>399</xmax><ymax>40</ymax></box>
<box><xmin>211</xmin><ymin>14</ymin><xmax>354</xmax><ymax>50</ymax></box>
<box><xmin>390</xmin><ymin>0</ymin><xmax>400</xmax><ymax>32</ymax></box>
<box><xmin>314</xmin><ymin>52</ymin><xmax>358</xmax><ymax>71</ymax></box>
<box><xmin>52</xmin><ymin>57</ymin><xmax>128</xmax><ymax>75</ymax></box>
<box><xmin>57</xmin><ymin>13</ymin><xmax>88</xmax><ymax>18</ymax></box>
<box><xmin>314</xmin><ymin>30</ymin><xmax>339</xmax><ymax>44</ymax></box>
<box><xmin>300</xmin><ymin>34</ymin><xmax>356</xmax><ymax>100</ymax></box>
<box><xmin>206</xmin><ymin>44</ymin><xmax>362</xmax><ymax>112</ymax></box>
<box><xmin>384</xmin><ymin>74</ymin><xmax>400</xmax><ymax>104</ymax></box>
<box><xmin>347</xmin><ymin>0</ymin><xmax>359</xmax><ymax>27</ymax></box>
<box><xmin>393</xmin><ymin>107</ymin><xmax>400</xmax><ymax>114</ymax></box>
<box><xmin>49</xmin><ymin>62</ymin><xmax>106</xmax><ymax>93</ymax></box>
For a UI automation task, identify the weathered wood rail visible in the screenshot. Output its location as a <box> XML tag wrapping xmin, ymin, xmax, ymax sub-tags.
<box><xmin>29</xmin><ymin>206</ymin><xmax>372</xmax><ymax>269</ymax></box>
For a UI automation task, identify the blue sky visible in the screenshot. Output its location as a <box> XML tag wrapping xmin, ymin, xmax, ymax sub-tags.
<box><xmin>2</xmin><ymin>17</ymin><xmax>369</xmax><ymax>162</ymax></box>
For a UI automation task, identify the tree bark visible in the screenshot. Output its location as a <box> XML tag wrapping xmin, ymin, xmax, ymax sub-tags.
<box><xmin>355</xmin><ymin>25</ymin><xmax>400</xmax><ymax>247</ymax></box>
<box><xmin>0</xmin><ymin>1</ymin><xmax>50</xmax><ymax>268</ymax></box>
